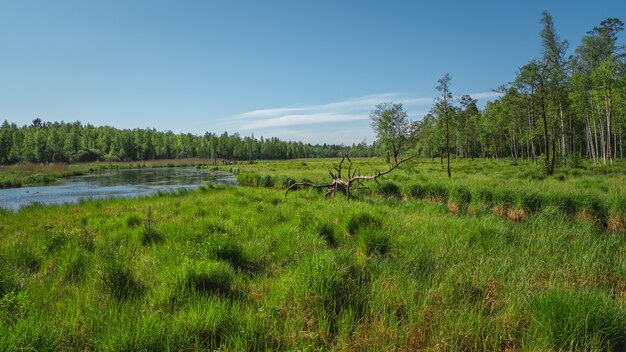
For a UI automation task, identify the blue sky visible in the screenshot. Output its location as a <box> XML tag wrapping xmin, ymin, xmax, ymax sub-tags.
<box><xmin>1</xmin><ymin>1</ymin><xmax>624</xmax><ymax>144</ymax></box>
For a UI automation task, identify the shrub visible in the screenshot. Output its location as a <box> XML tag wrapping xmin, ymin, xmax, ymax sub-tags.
<box><xmin>567</xmin><ymin>152</ymin><xmax>583</xmax><ymax>168</ymax></box>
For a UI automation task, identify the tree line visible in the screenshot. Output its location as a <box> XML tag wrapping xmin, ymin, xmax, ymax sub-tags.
<box><xmin>0</xmin><ymin>119</ymin><xmax>378</xmax><ymax>164</ymax></box>
<box><xmin>404</xmin><ymin>12</ymin><xmax>625</xmax><ymax>175</ymax></box>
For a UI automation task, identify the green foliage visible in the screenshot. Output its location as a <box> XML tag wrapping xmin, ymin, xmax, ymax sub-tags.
<box><xmin>520</xmin><ymin>192</ymin><xmax>543</xmax><ymax>213</ymax></box>
<box><xmin>346</xmin><ymin>212</ymin><xmax>381</xmax><ymax>235</ymax></box>
<box><xmin>316</xmin><ymin>222</ymin><xmax>338</xmax><ymax>247</ymax></box>
<box><xmin>125</xmin><ymin>214</ymin><xmax>142</xmax><ymax>228</ymax></box>
<box><xmin>358</xmin><ymin>231</ymin><xmax>390</xmax><ymax>256</ymax></box>
<box><xmin>236</xmin><ymin>173</ymin><xmax>275</xmax><ymax>188</ymax></box>
<box><xmin>424</xmin><ymin>183</ymin><xmax>448</xmax><ymax>201</ymax></box>
<box><xmin>0</xmin><ymin>158</ymin><xmax>624</xmax><ymax>350</ymax></box>
<box><xmin>405</xmin><ymin>183</ymin><xmax>426</xmax><ymax>199</ymax></box>
<box><xmin>0</xmin><ymin>120</ymin><xmax>370</xmax><ymax>166</ymax></box>
<box><xmin>99</xmin><ymin>250</ymin><xmax>144</xmax><ymax>301</ymax></box>
<box><xmin>529</xmin><ymin>289</ymin><xmax>626</xmax><ymax>351</ymax></box>
<box><xmin>475</xmin><ymin>188</ymin><xmax>494</xmax><ymax>206</ymax></box>
<box><xmin>375</xmin><ymin>181</ymin><xmax>401</xmax><ymax>198</ymax></box>
<box><xmin>450</xmin><ymin>185</ymin><xmax>472</xmax><ymax>207</ymax></box>
<box><xmin>179</xmin><ymin>261</ymin><xmax>234</xmax><ymax>296</ymax></box>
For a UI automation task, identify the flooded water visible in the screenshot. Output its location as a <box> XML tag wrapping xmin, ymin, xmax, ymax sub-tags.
<box><xmin>0</xmin><ymin>167</ymin><xmax>236</xmax><ymax>211</ymax></box>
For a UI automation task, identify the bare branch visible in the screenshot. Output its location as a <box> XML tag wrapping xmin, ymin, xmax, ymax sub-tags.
<box><xmin>285</xmin><ymin>151</ymin><xmax>417</xmax><ymax>199</ymax></box>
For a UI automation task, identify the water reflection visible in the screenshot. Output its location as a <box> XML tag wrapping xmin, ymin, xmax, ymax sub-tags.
<box><xmin>0</xmin><ymin>167</ymin><xmax>236</xmax><ymax>211</ymax></box>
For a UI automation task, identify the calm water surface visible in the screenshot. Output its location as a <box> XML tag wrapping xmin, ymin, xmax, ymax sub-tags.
<box><xmin>0</xmin><ymin>167</ymin><xmax>236</xmax><ymax>211</ymax></box>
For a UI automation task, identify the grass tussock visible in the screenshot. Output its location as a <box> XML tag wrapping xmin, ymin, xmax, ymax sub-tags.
<box><xmin>0</xmin><ymin>158</ymin><xmax>625</xmax><ymax>350</ymax></box>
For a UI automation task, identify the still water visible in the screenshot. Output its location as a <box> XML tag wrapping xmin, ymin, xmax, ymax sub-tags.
<box><xmin>0</xmin><ymin>167</ymin><xmax>236</xmax><ymax>211</ymax></box>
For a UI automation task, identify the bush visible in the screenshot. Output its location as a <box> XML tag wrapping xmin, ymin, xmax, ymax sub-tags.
<box><xmin>276</xmin><ymin>176</ymin><xmax>296</xmax><ymax>189</ymax></box>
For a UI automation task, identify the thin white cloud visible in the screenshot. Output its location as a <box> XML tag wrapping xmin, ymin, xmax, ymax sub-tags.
<box><xmin>222</xmin><ymin>91</ymin><xmax>498</xmax><ymax>144</ymax></box>
<box><xmin>242</xmin><ymin>113</ymin><xmax>366</xmax><ymax>130</ymax></box>
<box><xmin>466</xmin><ymin>91</ymin><xmax>503</xmax><ymax>99</ymax></box>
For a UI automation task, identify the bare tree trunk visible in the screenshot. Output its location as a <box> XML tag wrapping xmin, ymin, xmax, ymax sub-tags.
<box><xmin>619</xmin><ymin>126</ymin><xmax>624</xmax><ymax>159</ymax></box>
<box><xmin>446</xmin><ymin>118</ymin><xmax>451</xmax><ymax>178</ymax></box>
<box><xmin>456</xmin><ymin>133</ymin><xmax>459</xmax><ymax>162</ymax></box>
<box><xmin>599</xmin><ymin>119</ymin><xmax>606</xmax><ymax>164</ymax></box>
<box><xmin>559</xmin><ymin>103</ymin><xmax>567</xmax><ymax>166</ymax></box>
<box><xmin>528</xmin><ymin>103</ymin><xmax>537</xmax><ymax>163</ymax></box>
<box><xmin>539</xmin><ymin>88</ymin><xmax>551</xmax><ymax>174</ymax></box>
<box><xmin>606</xmin><ymin>92</ymin><xmax>613</xmax><ymax>165</ymax></box>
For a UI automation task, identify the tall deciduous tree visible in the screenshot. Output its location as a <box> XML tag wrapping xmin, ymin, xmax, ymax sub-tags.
<box><xmin>369</xmin><ymin>102</ymin><xmax>410</xmax><ymax>164</ymax></box>
<box><xmin>540</xmin><ymin>10</ymin><xmax>569</xmax><ymax>173</ymax></box>
<box><xmin>435</xmin><ymin>73</ymin><xmax>454</xmax><ymax>178</ymax></box>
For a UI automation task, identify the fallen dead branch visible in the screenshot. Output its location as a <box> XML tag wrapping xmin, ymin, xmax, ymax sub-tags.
<box><xmin>285</xmin><ymin>151</ymin><xmax>416</xmax><ymax>199</ymax></box>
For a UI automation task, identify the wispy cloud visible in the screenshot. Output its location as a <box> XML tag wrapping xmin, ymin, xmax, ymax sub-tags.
<box><xmin>466</xmin><ymin>91</ymin><xmax>502</xmax><ymax>99</ymax></box>
<box><xmin>222</xmin><ymin>91</ymin><xmax>499</xmax><ymax>144</ymax></box>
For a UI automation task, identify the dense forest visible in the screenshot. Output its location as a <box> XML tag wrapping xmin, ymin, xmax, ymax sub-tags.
<box><xmin>412</xmin><ymin>12</ymin><xmax>626</xmax><ymax>172</ymax></box>
<box><xmin>0</xmin><ymin>120</ymin><xmax>377</xmax><ymax>164</ymax></box>
<box><xmin>1</xmin><ymin>12</ymin><xmax>624</xmax><ymax>171</ymax></box>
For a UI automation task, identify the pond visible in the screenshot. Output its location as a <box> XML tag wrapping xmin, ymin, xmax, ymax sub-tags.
<box><xmin>0</xmin><ymin>167</ymin><xmax>236</xmax><ymax>211</ymax></box>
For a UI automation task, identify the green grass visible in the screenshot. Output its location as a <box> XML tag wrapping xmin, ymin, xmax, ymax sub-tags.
<box><xmin>0</xmin><ymin>157</ymin><xmax>625</xmax><ymax>350</ymax></box>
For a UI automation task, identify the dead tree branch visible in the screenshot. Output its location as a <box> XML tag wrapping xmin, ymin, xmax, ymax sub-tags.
<box><xmin>285</xmin><ymin>151</ymin><xmax>416</xmax><ymax>199</ymax></box>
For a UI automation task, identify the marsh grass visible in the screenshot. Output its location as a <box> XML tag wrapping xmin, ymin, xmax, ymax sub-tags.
<box><xmin>0</xmin><ymin>158</ymin><xmax>625</xmax><ymax>350</ymax></box>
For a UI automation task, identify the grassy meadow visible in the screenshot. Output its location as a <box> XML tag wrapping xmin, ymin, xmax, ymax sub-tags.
<box><xmin>0</xmin><ymin>157</ymin><xmax>625</xmax><ymax>351</ymax></box>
